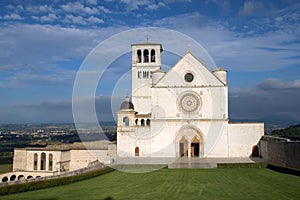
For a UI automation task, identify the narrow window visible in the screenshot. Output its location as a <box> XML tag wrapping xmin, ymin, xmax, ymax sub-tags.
<box><xmin>135</xmin><ymin>119</ymin><xmax>138</xmax><ymax>125</ymax></box>
<box><xmin>137</xmin><ymin>50</ymin><xmax>142</xmax><ymax>63</ymax></box>
<box><xmin>141</xmin><ymin>119</ymin><xmax>145</xmax><ymax>126</ymax></box>
<box><xmin>135</xmin><ymin>147</ymin><xmax>139</xmax><ymax>156</ymax></box>
<box><xmin>33</xmin><ymin>153</ymin><xmax>38</xmax><ymax>170</ymax></box>
<box><xmin>151</xmin><ymin>49</ymin><xmax>155</xmax><ymax>62</ymax></box>
<box><xmin>137</xmin><ymin>71</ymin><xmax>141</xmax><ymax>78</ymax></box>
<box><xmin>123</xmin><ymin>117</ymin><xmax>129</xmax><ymax>126</ymax></box>
<box><xmin>143</xmin><ymin>49</ymin><xmax>149</xmax><ymax>62</ymax></box>
<box><xmin>146</xmin><ymin>119</ymin><xmax>151</xmax><ymax>126</ymax></box>
<box><xmin>49</xmin><ymin>154</ymin><xmax>53</xmax><ymax>171</ymax></box>
<box><xmin>41</xmin><ymin>152</ymin><xmax>46</xmax><ymax>170</ymax></box>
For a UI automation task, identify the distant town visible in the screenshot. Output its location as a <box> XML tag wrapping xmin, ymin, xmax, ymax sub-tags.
<box><xmin>0</xmin><ymin>123</ymin><xmax>117</xmax><ymax>165</ymax></box>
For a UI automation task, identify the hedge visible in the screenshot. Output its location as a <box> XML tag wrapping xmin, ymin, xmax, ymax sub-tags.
<box><xmin>217</xmin><ymin>162</ymin><xmax>268</xmax><ymax>169</ymax></box>
<box><xmin>0</xmin><ymin>166</ymin><xmax>114</xmax><ymax>196</ymax></box>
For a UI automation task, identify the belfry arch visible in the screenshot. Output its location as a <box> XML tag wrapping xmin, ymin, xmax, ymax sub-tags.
<box><xmin>175</xmin><ymin>126</ymin><xmax>205</xmax><ymax>158</ymax></box>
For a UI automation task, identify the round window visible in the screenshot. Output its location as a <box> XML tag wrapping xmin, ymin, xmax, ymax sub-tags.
<box><xmin>184</xmin><ymin>73</ymin><xmax>194</xmax><ymax>83</ymax></box>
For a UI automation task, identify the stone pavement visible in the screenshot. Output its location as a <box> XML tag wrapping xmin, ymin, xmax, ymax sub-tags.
<box><xmin>168</xmin><ymin>157</ymin><xmax>266</xmax><ymax>169</ymax></box>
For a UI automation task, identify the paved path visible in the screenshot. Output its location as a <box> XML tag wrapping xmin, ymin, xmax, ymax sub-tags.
<box><xmin>168</xmin><ymin>157</ymin><xmax>266</xmax><ymax>169</ymax></box>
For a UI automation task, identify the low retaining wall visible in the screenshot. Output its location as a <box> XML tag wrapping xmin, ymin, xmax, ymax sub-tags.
<box><xmin>0</xmin><ymin>162</ymin><xmax>105</xmax><ymax>187</ymax></box>
<box><xmin>259</xmin><ymin>136</ymin><xmax>300</xmax><ymax>170</ymax></box>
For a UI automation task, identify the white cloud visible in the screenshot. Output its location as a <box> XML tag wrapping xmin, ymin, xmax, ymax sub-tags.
<box><xmin>61</xmin><ymin>2</ymin><xmax>99</xmax><ymax>15</ymax></box>
<box><xmin>87</xmin><ymin>16</ymin><xmax>104</xmax><ymax>24</ymax></box>
<box><xmin>63</xmin><ymin>15</ymin><xmax>87</xmax><ymax>25</ymax></box>
<box><xmin>87</xmin><ymin>0</ymin><xmax>98</xmax><ymax>5</ymax></box>
<box><xmin>63</xmin><ymin>15</ymin><xmax>104</xmax><ymax>25</ymax></box>
<box><xmin>239</xmin><ymin>1</ymin><xmax>264</xmax><ymax>16</ymax></box>
<box><xmin>257</xmin><ymin>78</ymin><xmax>300</xmax><ymax>90</ymax></box>
<box><xmin>120</xmin><ymin>0</ymin><xmax>167</xmax><ymax>11</ymax></box>
<box><xmin>98</xmin><ymin>5</ymin><xmax>111</xmax><ymax>13</ymax></box>
<box><xmin>0</xmin><ymin>24</ymin><xmax>114</xmax><ymax>70</ymax></box>
<box><xmin>5</xmin><ymin>4</ymin><xmax>24</xmax><ymax>12</ymax></box>
<box><xmin>26</xmin><ymin>4</ymin><xmax>55</xmax><ymax>14</ymax></box>
<box><xmin>3</xmin><ymin>13</ymin><xmax>23</xmax><ymax>20</ymax></box>
<box><xmin>40</xmin><ymin>13</ymin><xmax>58</xmax><ymax>22</ymax></box>
<box><xmin>229</xmin><ymin>78</ymin><xmax>300</xmax><ymax>125</ymax></box>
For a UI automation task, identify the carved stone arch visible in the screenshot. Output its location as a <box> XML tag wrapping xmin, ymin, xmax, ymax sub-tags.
<box><xmin>175</xmin><ymin>125</ymin><xmax>205</xmax><ymax>158</ymax></box>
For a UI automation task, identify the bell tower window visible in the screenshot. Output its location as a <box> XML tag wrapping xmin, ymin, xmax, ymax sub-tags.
<box><xmin>143</xmin><ymin>49</ymin><xmax>149</xmax><ymax>63</ymax></box>
<box><xmin>137</xmin><ymin>49</ymin><xmax>142</xmax><ymax>63</ymax></box>
<box><xmin>151</xmin><ymin>49</ymin><xmax>155</xmax><ymax>62</ymax></box>
<box><xmin>123</xmin><ymin>117</ymin><xmax>129</xmax><ymax>126</ymax></box>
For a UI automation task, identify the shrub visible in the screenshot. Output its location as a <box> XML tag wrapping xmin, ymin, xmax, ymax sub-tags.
<box><xmin>0</xmin><ymin>167</ymin><xmax>114</xmax><ymax>196</ymax></box>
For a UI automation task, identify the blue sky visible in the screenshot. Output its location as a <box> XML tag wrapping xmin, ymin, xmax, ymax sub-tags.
<box><xmin>0</xmin><ymin>0</ymin><xmax>299</xmax><ymax>125</ymax></box>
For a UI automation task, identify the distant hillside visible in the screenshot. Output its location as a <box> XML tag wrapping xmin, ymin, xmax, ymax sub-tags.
<box><xmin>270</xmin><ymin>124</ymin><xmax>300</xmax><ymax>140</ymax></box>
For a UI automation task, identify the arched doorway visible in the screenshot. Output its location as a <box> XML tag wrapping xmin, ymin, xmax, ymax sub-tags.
<box><xmin>179</xmin><ymin>137</ymin><xmax>188</xmax><ymax>157</ymax></box>
<box><xmin>135</xmin><ymin>147</ymin><xmax>139</xmax><ymax>156</ymax></box>
<box><xmin>252</xmin><ymin>145</ymin><xmax>259</xmax><ymax>157</ymax></box>
<box><xmin>176</xmin><ymin>126</ymin><xmax>205</xmax><ymax>158</ymax></box>
<box><xmin>191</xmin><ymin>137</ymin><xmax>200</xmax><ymax>157</ymax></box>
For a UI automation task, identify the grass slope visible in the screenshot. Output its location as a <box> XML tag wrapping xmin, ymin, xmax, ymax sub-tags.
<box><xmin>1</xmin><ymin>168</ymin><xmax>299</xmax><ymax>200</ymax></box>
<box><xmin>0</xmin><ymin>164</ymin><xmax>12</xmax><ymax>174</ymax></box>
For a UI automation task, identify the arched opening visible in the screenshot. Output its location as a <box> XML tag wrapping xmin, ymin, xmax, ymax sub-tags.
<box><xmin>135</xmin><ymin>119</ymin><xmax>138</xmax><ymax>125</ymax></box>
<box><xmin>2</xmin><ymin>176</ymin><xmax>8</xmax><ymax>182</ymax></box>
<box><xmin>176</xmin><ymin>126</ymin><xmax>205</xmax><ymax>158</ymax></box>
<box><xmin>27</xmin><ymin>175</ymin><xmax>33</xmax><ymax>179</ymax></box>
<box><xmin>179</xmin><ymin>137</ymin><xmax>188</xmax><ymax>157</ymax></box>
<box><xmin>146</xmin><ymin>119</ymin><xmax>151</xmax><ymax>126</ymax></box>
<box><xmin>135</xmin><ymin>147</ymin><xmax>139</xmax><ymax>156</ymax></box>
<box><xmin>151</xmin><ymin>49</ymin><xmax>155</xmax><ymax>62</ymax></box>
<box><xmin>137</xmin><ymin>49</ymin><xmax>142</xmax><ymax>63</ymax></box>
<box><xmin>33</xmin><ymin>153</ymin><xmax>38</xmax><ymax>170</ymax></box>
<box><xmin>143</xmin><ymin>49</ymin><xmax>149</xmax><ymax>62</ymax></box>
<box><xmin>191</xmin><ymin>137</ymin><xmax>200</xmax><ymax>157</ymax></box>
<box><xmin>49</xmin><ymin>154</ymin><xmax>53</xmax><ymax>171</ymax></box>
<box><xmin>141</xmin><ymin>119</ymin><xmax>145</xmax><ymax>126</ymax></box>
<box><xmin>252</xmin><ymin>145</ymin><xmax>259</xmax><ymax>157</ymax></box>
<box><xmin>123</xmin><ymin>117</ymin><xmax>129</xmax><ymax>126</ymax></box>
<box><xmin>41</xmin><ymin>152</ymin><xmax>46</xmax><ymax>170</ymax></box>
<box><xmin>10</xmin><ymin>175</ymin><xmax>16</xmax><ymax>181</ymax></box>
<box><xmin>36</xmin><ymin>176</ymin><xmax>41</xmax><ymax>178</ymax></box>
<box><xmin>18</xmin><ymin>175</ymin><xmax>25</xmax><ymax>180</ymax></box>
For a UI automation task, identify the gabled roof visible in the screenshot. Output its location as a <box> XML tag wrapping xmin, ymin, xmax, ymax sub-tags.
<box><xmin>153</xmin><ymin>51</ymin><xmax>225</xmax><ymax>87</ymax></box>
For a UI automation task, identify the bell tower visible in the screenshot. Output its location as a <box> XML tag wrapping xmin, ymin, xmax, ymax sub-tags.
<box><xmin>131</xmin><ymin>43</ymin><xmax>163</xmax><ymax>114</ymax></box>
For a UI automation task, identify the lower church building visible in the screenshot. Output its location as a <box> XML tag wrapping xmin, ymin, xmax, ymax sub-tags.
<box><xmin>116</xmin><ymin>42</ymin><xmax>264</xmax><ymax>158</ymax></box>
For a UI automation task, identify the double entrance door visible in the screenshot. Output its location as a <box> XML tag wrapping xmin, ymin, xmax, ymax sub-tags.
<box><xmin>179</xmin><ymin>137</ymin><xmax>200</xmax><ymax>157</ymax></box>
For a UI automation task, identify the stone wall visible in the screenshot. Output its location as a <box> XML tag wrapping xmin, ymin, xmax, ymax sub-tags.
<box><xmin>228</xmin><ymin>122</ymin><xmax>264</xmax><ymax>157</ymax></box>
<box><xmin>259</xmin><ymin>136</ymin><xmax>300</xmax><ymax>170</ymax></box>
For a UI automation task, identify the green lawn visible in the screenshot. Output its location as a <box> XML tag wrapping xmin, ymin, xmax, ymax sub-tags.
<box><xmin>1</xmin><ymin>168</ymin><xmax>299</xmax><ymax>200</ymax></box>
<box><xmin>0</xmin><ymin>164</ymin><xmax>12</xmax><ymax>174</ymax></box>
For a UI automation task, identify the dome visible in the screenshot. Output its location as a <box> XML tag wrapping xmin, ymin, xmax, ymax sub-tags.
<box><xmin>120</xmin><ymin>96</ymin><xmax>134</xmax><ymax>110</ymax></box>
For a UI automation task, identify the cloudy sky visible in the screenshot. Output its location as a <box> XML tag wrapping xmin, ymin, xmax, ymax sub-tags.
<box><xmin>0</xmin><ymin>0</ymin><xmax>299</xmax><ymax>126</ymax></box>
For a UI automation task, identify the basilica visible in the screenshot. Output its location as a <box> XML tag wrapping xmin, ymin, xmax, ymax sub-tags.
<box><xmin>0</xmin><ymin>42</ymin><xmax>264</xmax><ymax>183</ymax></box>
<box><xmin>117</xmin><ymin>42</ymin><xmax>264</xmax><ymax>158</ymax></box>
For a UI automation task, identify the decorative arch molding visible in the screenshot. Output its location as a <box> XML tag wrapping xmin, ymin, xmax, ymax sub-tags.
<box><xmin>174</xmin><ymin>125</ymin><xmax>205</xmax><ymax>158</ymax></box>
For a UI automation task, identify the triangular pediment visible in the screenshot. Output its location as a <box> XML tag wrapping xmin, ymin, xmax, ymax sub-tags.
<box><xmin>154</xmin><ymin>52</ymin><xmax>224</xmax><ymax>87</ymax></box>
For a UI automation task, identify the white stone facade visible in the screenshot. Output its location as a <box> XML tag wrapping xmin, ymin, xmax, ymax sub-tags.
<box><xmin>117</xmin><ymin>43</ymin><xmax>264</xmax><ymax>159</ymax></box>
<box><xmin>1</xmin><ymin>140</ymin><xmax>117</xmax><ymax>183</ymax></box>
